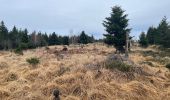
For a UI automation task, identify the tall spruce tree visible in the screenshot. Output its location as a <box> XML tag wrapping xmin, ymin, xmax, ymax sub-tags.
<box><xmin>42</xmin><ymin>33</ymin><xmax>49</xmax><ymax>46</ymax></box>
<box><xmin>79</xmin><ymin>31</ymin><xmax>88</xmax><ymax>44</ymax></box>
<box><xmin>103</xmin><ymin>6</ymin><xmax>131</xmax><ymax>52</ymax></box>
<box><xmin>146</xmin><ymin>17</ymin><xmax>170</xmax><ymax>48</ymax></box>
<box><xmin>62</xmin><ymin>36</ymin><xmax>69</xmax><ymax>45</ymax></box>
<box><xmin>139</xmin><ymin>32</ymin><xmax>148</xmax><ymax>47</ymax></box>
<box><xmin>43</xmin><ymin>33</ymin><xmax>49</xmax><ymax>44</ymax></box>
<box><xmin>0</xmin><ymin>21</ymin><xmax>8</xmax><ymax>50</ymax></box>
<box><xmin>8</xmin><ymin>26</ymin><xmax>18</xmax><ymax>49</ymax></box>
<box><xmin>48</xmin><ymin>32</ymin><xmax>58</xmax><ymax>45</ymax></box>
<box><xmin>146</xmin><ymin>26</ymin><xmax>157</xmax><ymax>44</ymax></box>
<box><xmin>155</xmin><ymin>17</ymin><xmax>169</xmax><ymax>44</ymax></box>
<box><xmin>157</xmin><ymin>17</ymin><xmax>170</xmax><ymax>47</ymax></box>
<box><xmin>21</xmin><ymin>29</ymin><xmax>29</xmax><ymax>43</ymax></box>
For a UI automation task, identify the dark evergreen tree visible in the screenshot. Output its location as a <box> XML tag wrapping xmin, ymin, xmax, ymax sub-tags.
<box><xmin>42</xmin><ymin>33</ymin><xmax>49</xmax><ymax>46</ymax></box>
<box><xmin>139</xmin><ymin>32</ymin><xmax>148</xmax><ymax>47</ymax></box>
<box><xmin>44</xmin><ymin>33</ymin><xmax>49</xmax><ymax>41</ymax></box>
<box><xmin>156</xmin><ymin>17</ymin><xmax>170</xmax><ymax>46</ymax></box>
<box><xmin>78</xmin><ymin>31</ymin><xmax>88</xmax><ymax>44</ymax></box>
<box><xmin>103</xmin><ymin>34</ymin><xmax>114</xmax><ymax>45</ymax></box>
<box><xmin>0</xmin><ymin>21</ymin><xmax>8</xmax><ymax>50</ymax></box>
<box><xmin>62</xmin><ymin>36</ymin><xmax>69</xmax><ymax>45</ymax></box>
<box><xmin>48</xmin><ymin>32</ymin><xmax>58</xmax><ymax>45</ymax></box>
<box><xmin>8</xmin><ymin>26</ymin><xmax>19</xmax><ymax>49</ymax></box>
<box><xmin>27</xmin><ymin>35</ymin><xmax>35</xmax><ymax>49</ymax></box>
<box><xmin>21</xmin><ymin>29</ymin><xmax>29</xmax><ymax>43</ymax></box>
<box><xmin>146</xmin><ymin>17</ymin><xmax>170</xmax><ymax>48</ymax></box>
<box><xmin>103</xmin><ymin>6</ymin><xmax>131</xmax><ymax>52</ymax></box>
<box><xmin>146</xmin><ymin>26</ymin><xmax>157</xmax><ymax>44</ymax></box>
<box><xmin>87</xmin><ymin>35</ymin><xmax>95</xmax><ymax>43</ymax></box>
<box><xmin>58</xmin><ymin>35</ymin><xmax>63</xmax><ymax>45</ymax></box>
<box><xmin>0</xmin><ymin>20</ymin><xmax>97</xmax><ymax>50</ymax></box>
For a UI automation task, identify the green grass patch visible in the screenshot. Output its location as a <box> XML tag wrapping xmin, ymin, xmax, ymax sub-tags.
<box><xmin>104</xmin><ymin>60</ymin><xmax>131</xmax><ymax>72</ymax></box>
<box><xmin>26</xmin><ymin>57</ymin><xmax>40</xmax><ymax>66</ymax></box>
<box><xmin>14</xmin><ymin>47</ymin><xmax>23</xmax><ymax>55</ymax></box>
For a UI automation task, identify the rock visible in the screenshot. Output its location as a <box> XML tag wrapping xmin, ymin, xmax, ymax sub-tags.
<box><xmin>53</xmin><ymin>89</ymin><xmax>60</xmax><ymax>100</ymax></box>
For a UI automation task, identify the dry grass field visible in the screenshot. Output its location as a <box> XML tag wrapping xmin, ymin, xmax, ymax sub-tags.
<box><xmin>0</xmin><ymin>43</ymin><xmax>170</xmax><ymax>100</ymax></box>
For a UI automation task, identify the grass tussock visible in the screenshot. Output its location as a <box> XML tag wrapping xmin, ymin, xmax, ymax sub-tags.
<box><xmin>14</xmin><ymin>47</ymin><xmax>23</xmax><ymax>55</ymax></box>
<box><xmin>104</xmin><ymin>59</ymin><xmax>131</xmax><ymax>72</ymax></box>
<box><xmin>26</xmin><ymin>57</ymin><xmax>40</xmax><ymax>66</ymax></box>
<box><xmin>0</xmin><ymin>62</ymin><xmax>9</xmax><ymax>69</ymax></box>
<box><xmin>5</xmin><ymin>72</ymin><xmax>18</xmax><ymax>82</ymax></box>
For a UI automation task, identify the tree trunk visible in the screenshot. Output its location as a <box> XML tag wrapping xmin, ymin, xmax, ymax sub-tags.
<box><xmin>125</xmin><ymin>32</ymin><xmax>129</xmax><ymax>58</ymax></box>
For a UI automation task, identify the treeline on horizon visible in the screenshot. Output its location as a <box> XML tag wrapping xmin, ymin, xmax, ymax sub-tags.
<box><xmin>0</xmin><ymin>21</ymin><xmax>95</xmax><ymax>50</ymax></box>
<box><xmin>139</xmin><ymin>16</ymin><xmax>170</xmax><ymax>48</ymax></box>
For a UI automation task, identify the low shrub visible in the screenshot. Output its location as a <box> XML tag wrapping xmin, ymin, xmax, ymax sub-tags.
<box><xmin>26</xmin><ymin>57</ymin><xmax>40</xmax><ymax>66</ymax></box>
<box><xmin>166</xmin><ymin>63</ymin><xmax>170</xmax><ymax>70</ymax></box>
<box><xmin>104</xmin><ymin>60</ymin><xmax>131</xmax><ymax>72</ymax></box>
<box><xmin>14</xmin><ymin>47</ymin><xmax>23</xmax><ymax>55</ymax></box>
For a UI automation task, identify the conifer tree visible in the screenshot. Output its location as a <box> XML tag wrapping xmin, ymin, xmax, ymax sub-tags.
<box><xmin>21</xmin><ymin>29</ymin><xmax>29</xmax><ymax>43</ymax></box>
<box><xmin>8</xmin><ymin>26</ymin><xmax>19</xmax><ymax>49</ymax></box>
<box><xmin>103</xmin><ymin>6</ymin><xmax>131</xmax><ymax>52</ymax></box>
<box><xmin>78</xmin><ymin>31</ymin><xmax>88</xmax><ymax>44</ymax></box>
<box><xmin>0</xmin><ymin>21</ymin><xmax>8</xmax><ymax>50</ymax></box>
<box><xmin>156</xmin><ymin>17</ymin><xmax>170</xmax><ymax>46</ymax></box>
<box><xmin>146</xmin><ymin>26</ymin><xmax>157</xmax><ymax>44</ymax></box>
<box><xmin>48</xmin><ymin>32</ymin><xmax>58</xmax><ymax>45</ymax></box>
<box><xmin>139</xmin><ymin>32</ymin><xmax>148</xmax><ymax>47</ymax></box>
<box><xmin>62</xmin><ymin>36</ymin><xmax>69</xmax><ymax>45</ymax></box>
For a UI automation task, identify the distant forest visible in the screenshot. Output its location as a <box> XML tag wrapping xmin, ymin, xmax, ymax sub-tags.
<box><xmin>0</xmin><ymin>21</ymin><xmax>95</xmax><ymax>50</ymax></box>
<box><xmin>139</xmin><ymin>17</ymin><xmax>170</xmax><ymax>48</ymax></box>
<box><xmin>1</xmin><ymin>14</ymin><xmax>170</xmax><ymax>52</ymax></box>
<box><xmin>102</xmin><ymin>6</ymin><xmax>170</xmax><ymax>55</ymax></box>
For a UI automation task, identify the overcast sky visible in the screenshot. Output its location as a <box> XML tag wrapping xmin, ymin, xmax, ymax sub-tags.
<box><xmin>0</xmin><ymin>0</ymin><xmax>170</xmax><ymax>39</ymax></box>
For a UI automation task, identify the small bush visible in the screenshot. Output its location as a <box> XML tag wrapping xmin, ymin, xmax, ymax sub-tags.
<box><xmin>166</xmin><ymin>63</ymin><xmax>170</xmax><ymax>70</ymax></box>
<box><xmin>26</xmin><ymin>57</ymin><xmax>40</xmax><ymax>66</ymax></box>
<box><xmin>14</xmin><ymin>48</ymin><xmax>23</xmax><ymax>55</ymax></box>
<box><xmin>104</xmin><ymin>60</ymin><xmax>131</xmax><ymax>72</ymax></box>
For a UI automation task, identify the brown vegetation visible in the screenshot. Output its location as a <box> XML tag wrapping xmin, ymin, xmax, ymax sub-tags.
<box><xmin>0</xmin><ymin>44</ymin><xmax>170</xmax><ymax>100</ymax></box>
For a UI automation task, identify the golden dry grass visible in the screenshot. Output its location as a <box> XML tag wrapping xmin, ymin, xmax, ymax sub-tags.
<box><xmin>0</xmin><ymin>43</ymin><xmax>170</xmax><ymax>100</ymax></box>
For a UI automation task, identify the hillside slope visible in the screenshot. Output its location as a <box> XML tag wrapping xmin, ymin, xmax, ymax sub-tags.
<box><xmin>0</xmin><ymin>44</ymin><xmax>170</xmax><ymax>100</ymax></box>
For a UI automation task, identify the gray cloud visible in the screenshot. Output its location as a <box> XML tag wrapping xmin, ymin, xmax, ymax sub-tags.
<box><xmin>0</xmin><ymin>0</ymin><xmax>170</xmax><ymax>39</ymax></box>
